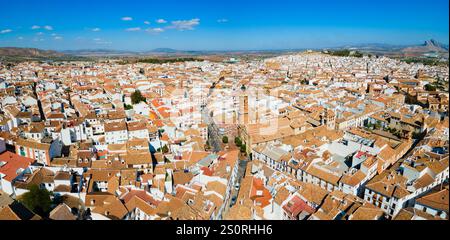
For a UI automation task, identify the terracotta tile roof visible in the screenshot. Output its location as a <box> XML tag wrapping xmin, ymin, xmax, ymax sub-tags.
<box><xmin>14</xmin><ymin>167</ymin><xmax>55</xmax><ymax>190</ymax></box>
<box><xmin>104</xmin><ymin>120</ymin><xmax>127</xmax><ymax>132</ymax></box>
<box><xmin>127</xmin><ymin>121</ymin><xmax>148</xmax><ymax>131</ymax></box>
<box><xmin>283</xmin><ymin>195</ymin><xmax>315</xmax><ymax>217</ymax></box>
<box><xmin>249</xmin><ymin>177</ymin><xmax>272</xmax><ymax>208</ymax></box>
<box><xmin>125</xmin><ymin>195</ymin><xmax>158</xmax><ymax>217</ymax></box>
<box><xmin>349</xmin><ymin>202</ymin><xmax>384</xmax><ymax>220</ymax></box>
<box><xmin>340</xmin><ymin>170</ymin><xmax>367</xmax><ymax>187</ymax></box>
<box><xmin>0</xmin><ymin>201</ymin><xmax>40</xmax><ymax>220</ymax></box>
<box><xmin>365</xmin><ymin>172</ymin><xmax>409</xmax><ymax>199</ymax></box>
<box><xmin>274</xmin><ymin>186</ymin><xmax>290</xmax><ymax>205</ymax></box>
<box><xmin>0</xmin><ymin>205</ymin><xmax>21</xmax><ymax>220</ymax></box>
<box><xmin>15</xmin><ymin>138</ymin><xmax>51</xmax><ymax>151</ymax></box>
<box><xmin>416</xmin><ymin>188</ymin><xmax>449</xmax><ymax>212</ymax></box>
<box><xmin>393</xmin><ymin>207</ymin><xmax>442</xmax><ymax>220</ymax></box>
<box><xmin>224</xmin><ymin>201</ymin><xmax>253</xmax><ymax>220</ymax></box>
<box><xmin>0</xmin><ymin>151</ymin><xmax>34</xmax><ymax>182</ymax></box>
<box><xmin>173</xmin><ymin>171</ymin><xmax>194</xmax><ymax>186</ymax></box>
<box><xmin>49</xmin><ymin>203</ymin><xmax>77</xmax><ymax>220</ymax></box>
<box><xmin>305</xmin><ymin>164</ymin><xmax>341</xmax><ymax>186</ymax></box>
<box><xmin>206</xmin><ymin>180</ymin><xmax>227</xmax><ymax>197</ymax></box>
<box><xmin>413</xmin><ymin>173</ymin><xmax>435</xmax><ymax>189</ymax></box>
<box><xmin>297</xmin><ymin>182</ymin><xmax>328</xmax><ymax>207</ymax></box>
<box><xmin>87</xmin><ymin>194</ymin><xmax>128</xmax><ymax>220</ymax></box>
<box><xmin>123</xmin><ymin>153</ymin><xmax>152</xmax><ymax>165</ymax></box>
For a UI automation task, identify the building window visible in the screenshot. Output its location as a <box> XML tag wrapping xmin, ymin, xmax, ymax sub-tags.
<box><xmin>19</xmin><ymin>147</ymin><xmax>26</xmax><ymax>156</ymax></box>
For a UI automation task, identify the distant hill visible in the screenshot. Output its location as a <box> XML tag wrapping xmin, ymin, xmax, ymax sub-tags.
<box><xmin>338</xmin><ymin>43</ymin><xmax>406</xmax><ymax>50</ymax></box>
<box><xmin>62</xmin><ymin>49</ymin><xmax>139</xmax><ymax>56</ymax></box>
<box><xmin>150</xmin><ymin>48</ymin><xmax>180</xmax><ymax>53</ymax></box>
<box><xmin>2</xmin><ymin>40</ymin><xmax>448</xmax><ymax>59</ymax></box>
<box><xmin>143</xmin><ymin>48</ymin><xmax>210</xmax><ymax>56</ymax></box>
<box><xmin>0</xmin><ymin>47</ymin><xmax>65</xmax><ymax>57</ymax></box>
<box><xmin>331</xmin><ymin>39</ymin><xmax>448</xmax><ymax>58</ymax></box>
<box><xmin>63</xmin><ymin>48</ymin><xmax>208</xmax><ymax>57</ymax></box>
<box><xmin>336</xmin><ymin>40</ymin><xmax>449</xmax><ymax>53</ymax></box>
<box><xmin>426</xmin><ymin>39</ymin><xmax>448</xmax><ymax>50</ymax></box>
<box><xmin>402</xmin><ymin>39</ymin><xmax>449</xmax><ymax>54</ymax></box>
<box><xmin>62</xmin><ymin>48</ymin><xmax>198</xmax><ymax>56</ymax></box>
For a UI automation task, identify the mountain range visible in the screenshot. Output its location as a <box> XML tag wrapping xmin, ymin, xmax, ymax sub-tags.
<box><xmin>341</xmin><ymin>39</ymin><xmax>448</xmax><ymax>58</ymax></box>
<box><xmin>402</xmin><ymin>39</ymin><xmax>448</xmax><ymax>55</ymax></box>
<box><xmin>0</xmin><ymin>47</ymin><xmax>65</xmax><ymax>57</ymax></box>
<box><xmin>0</xmin><ymin>39</ymin><xmax>448</xmax><ymax>58</ymax></box>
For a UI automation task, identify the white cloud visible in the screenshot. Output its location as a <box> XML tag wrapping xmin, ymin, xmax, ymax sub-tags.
<box><xmin>36</xmin><ymin>32</ymin><xmax>44</xmax><ymax>36</ymax></box>
<box><xmin>0</xmin><ymin>29</ymin><xmax>12</xmax><ymax>34</ymax></box>
<box><xmin>51</xmin><ymin>33</ymin><xmax>57</xmax><ymax>36</ymax></box>
<box><xmin>95</xmin><ymin>41</ymin><xmax>112</xmax><ymax>45</ymax></box>
<box><xmin>144</xmin><ymin>21</ymin><xmax>150</xmax><ymax>25</ymax></box>
<box><xmin>217</xmin><ymin>18</ymin><xmax>228</xmax><ymax>23</ymax></box>
<box><xmin>156</xmin><ymin>19</ymin><xmax>167</xmax><ymax>24</ymax></box>
<box><xmin>92</xmin><ymin>28</ymin><xmax>101</xmax><ymax>32</ymax></box>
<box><xmin>121</xmin><ymin>17</ymin><xmax>133</xmax><ymax>21</ymax></box>
<box><xmin>125</xmin><ymin>27</ymin><xmax>141</xmax><ymax>32</ymax></box>
<box><xmin>54</xmin><ymin>36</ymin><xmax>63</xmax><ymax>40</ymax></box>
<box><xmin>146</xmin><ymin>27</ymin><xmax>164</xmax><ymax>34</ymax></box>
<box><xmin>168</xmin><ymin>18</ymin><xmax>200</xmax><ymax>31</ymax></box>
<box><xmin>93</xmin><ymin>38</ymin><xmax>101</xmax><ymax>41</ymax></box>
<box><xmin>31</xmin><ymin>25</ymin><xmax>53</xmax><ymax>30</ymax></box>
<box><xmin>18</xmin><ymin>37</ymin><xmax>24</xmax><ymax>40</ymax></box>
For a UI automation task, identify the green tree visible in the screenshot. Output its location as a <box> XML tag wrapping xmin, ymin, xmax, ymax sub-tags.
<box><xmin>355</xmin><ymin>52</ymin><xmax>363</xmax><ymax>57</ymax></box>
<box><xmin>330</xmin><ymin>49</ymin><xmax>350</xmax><ymax>57</ymax></box>
<box><xmin>424</xmin><ymin>84</ymin><xmax>437</xmax><ymax>91</ymax></box>
<box><xmin>124</xmin><ymin>104</ymin><xmax>133</xmax><ymax>110</ymax></box>
<box><xmin>374</xmin><ymin>122</ymin><xmax>381</xmax><ymax>130</ymax></box>
<box><xmin>412</xmin><ymin>132</ymin><xmax>422</xmax><ymax>139</ymax></box>
<box><xmin>20</xmin><ymin>185</ymin><xmax>53</xmax><ymax>217</ymax></box>
<box><xmin>161</xmin><ymin>145</ymin><xmax>169</xmax><ymax>153</ymax></box>
<box><xmin>240</xmin><ymin>144</ymin><xmax>247</xmax><ymax>153</ymax></box>
<box><xmin>131</xmin><ymin>90</ymin><xmax>146</xmax><ymax>104</ymax></box>
<box><xmin>222</xmin><ymin>136</ymin><xmax>229</xmax><ymax>144</ymax></box>
<box><xmin>234</xmin><ymin>137</ymin><xmax>242</xmax><ymax>147</ymax></box>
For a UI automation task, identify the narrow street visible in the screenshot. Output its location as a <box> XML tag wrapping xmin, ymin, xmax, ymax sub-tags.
<box><xmin>201</xmin><ymin>82</ymin><xmax>223</xmax><ymax>153</ymax></box>
<box><xmin>229</xmin><ymin>158</ymin><xmax>248</xmax><ymax>205</ymax></box>
<box><xmin>201</xmin><ymin>105</ymin><xmax>222</xmax><ymax>153</ymax></box>
<box><xmin>203</xmin><ymin>80</ymin><xmax>249</xmax><ymax>216</ymax></box>
<box><xmin>390</xmin><ymin>130</ymin><xmax>429</xmax><ymax>170</ymax></box>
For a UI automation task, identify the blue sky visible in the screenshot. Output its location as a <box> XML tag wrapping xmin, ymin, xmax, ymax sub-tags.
<box><xmin>0</xmin><ymin>0</ymin><xmax>448</xmax><ymax>51</ymax></box>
